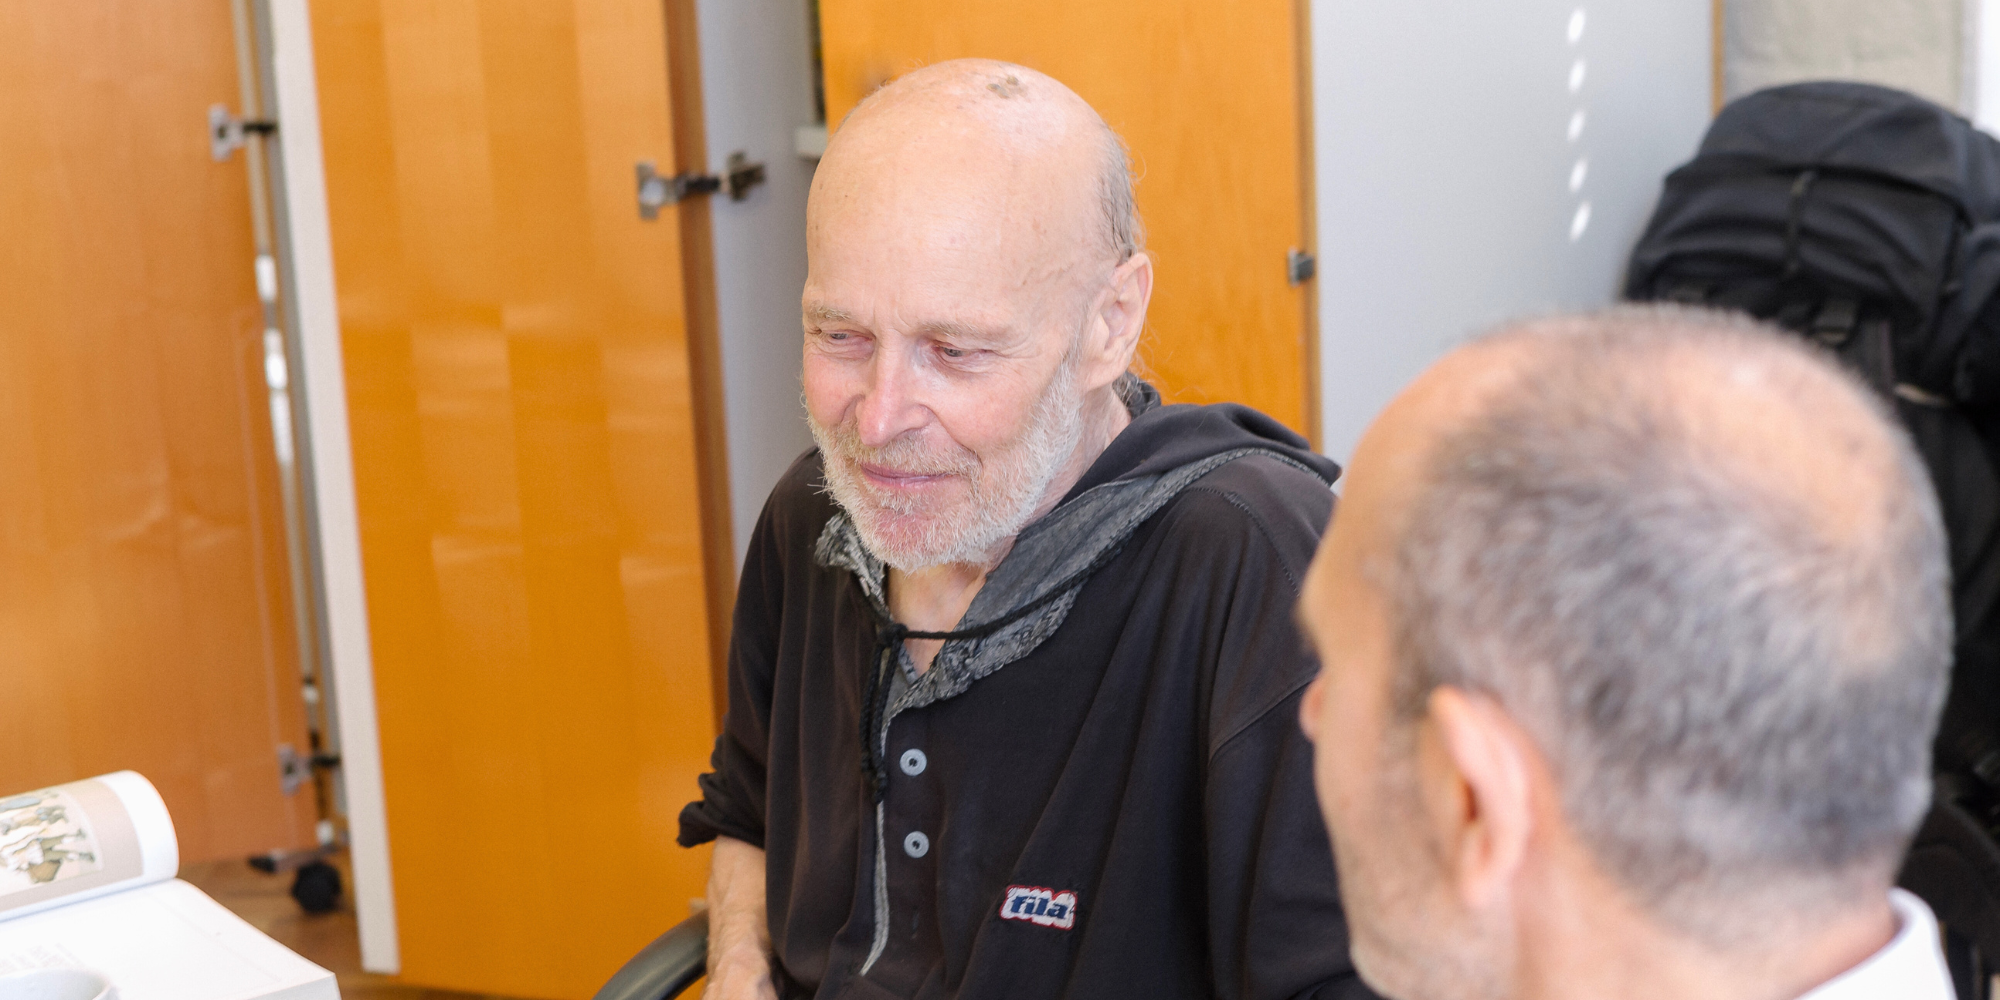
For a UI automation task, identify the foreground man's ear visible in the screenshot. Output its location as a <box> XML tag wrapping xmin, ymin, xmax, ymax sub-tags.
<box><xmin>1085</xmin><ymin>253</ymin><xmax>1154</xmax><ymax>387</ymax></box>
<box><xmin>1422</xmin><ymin>686</ymin><xmax>1534</xmax><ymax>911</ymax></box>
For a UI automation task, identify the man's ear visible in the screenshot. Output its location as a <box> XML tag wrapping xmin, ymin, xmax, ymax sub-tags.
<box><xmin>1087</xmin><ymin>252</ymin><xmax>1152</xmax><ymax>382</ymax></box>
<box><xmin>1419</xmin><ymin>685</ymin><xmax>1534</xmax><ymax>910</ymax></box>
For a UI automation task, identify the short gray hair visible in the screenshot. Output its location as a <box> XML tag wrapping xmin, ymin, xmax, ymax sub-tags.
<box><xmin>1389</xmin><ymin>307</ymin><xmax>1951</xmax><ymax>939</ymax></box>
<box><xmin>1095</xmin><ymin>124</ymin><xmax>1143</xmax><ymax>264</ymax></box>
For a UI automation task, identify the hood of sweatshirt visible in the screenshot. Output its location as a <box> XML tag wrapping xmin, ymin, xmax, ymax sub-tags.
<box><xmin>814</xmin><ymin>379</ymin><xmax>1341</xmax><ymax>717</ymax></box>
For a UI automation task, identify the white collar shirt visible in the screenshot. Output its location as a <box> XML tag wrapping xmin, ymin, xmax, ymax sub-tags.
<box><xmin>1797</xmin><ymin>889</ymin><xmax>1956</xmax><ymax>1000</ymax></box>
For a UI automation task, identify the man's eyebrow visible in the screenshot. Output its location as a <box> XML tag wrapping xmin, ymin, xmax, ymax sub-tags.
<box><xmin>803</xmin><ymin>302</ymin><xmax>858</xmax><ymax>326</ymax></box>
<box><xmin>803</xmin><ymin>303</ymin><xmax>1011</xmax><ymax>345</ymax></box>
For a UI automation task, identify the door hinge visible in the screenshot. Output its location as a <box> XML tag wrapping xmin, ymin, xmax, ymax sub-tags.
<box><xmin>278</xmin><ymin>744</ymin><xmax>308</xmax><ymax>795</ymax></box>
<box><xmin>637</xmin><ymin>151</ymin><xmax>768</xmax><ymax>219</ymax></box>
<box><xmin>1287</xmin><ymin>248</ymin><xmax>1317</xmax><ymax>286</ymax></box>
<box><xmin>277</xmin><ymin>743</ymin><xmax>340</xmax><ymax>795</ymax></box>
<box><xmin>210</xmin><ymin>104</ymin><xmax>276</xmax><ymax>162</ymax></box>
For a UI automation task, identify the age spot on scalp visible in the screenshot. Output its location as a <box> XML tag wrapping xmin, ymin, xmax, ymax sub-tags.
<box><xmin>987</xmin><ymin>74</ymin><xmax>1025</xmax><ymax>98</ymax></box>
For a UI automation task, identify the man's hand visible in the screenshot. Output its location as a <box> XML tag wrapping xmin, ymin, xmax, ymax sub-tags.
<box><xmin>702</xmin><ymin>836</ymin><xmax>777</xmax><ymax>1000</ymax></box>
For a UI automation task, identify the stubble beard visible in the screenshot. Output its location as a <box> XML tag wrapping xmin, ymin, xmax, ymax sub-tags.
<box><xmin>809</xmin><ymin>354</ymin><xmax>1087</xmax><ymax>572</ymax></box>
<box><xmin>1338</xmin><ymin>737</ymin><xmax>1514</xmax><ymax>1000</ymax></box>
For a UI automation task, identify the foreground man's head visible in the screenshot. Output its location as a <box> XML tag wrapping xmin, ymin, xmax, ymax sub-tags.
<box><xmin>801</xmin><ymin>59</ymin><xmax>1152</xmax><ymax>571</ymax></box>
<box><xmin>1298</xmin><ymin>308</ymin><xmax>1953</xmax><ymax>1000</ymax></box>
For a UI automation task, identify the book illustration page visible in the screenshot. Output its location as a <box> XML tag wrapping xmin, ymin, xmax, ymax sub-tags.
<box><xmin>0</xmin><ymin>790</ymin><xmax>103</xmax><ymax>898</ymax></box>
<box><xmin>0</xmin><ymin>773</ymin><xmax>159</xmax><ymax>922</ymax></box>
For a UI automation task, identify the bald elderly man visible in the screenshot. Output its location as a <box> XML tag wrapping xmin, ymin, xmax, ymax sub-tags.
<box><xmin>678</xmin><ymin>61</ymin><xmax>1370</xmax><ymax>999</ymax></box>
<box><xmin>1298</xmin><ymin>309</ymin><xmax>1957</xmax><ymax>1000</ymax></box>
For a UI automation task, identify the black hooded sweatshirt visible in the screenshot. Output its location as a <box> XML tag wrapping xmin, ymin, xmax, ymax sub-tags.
<box><xmin>680</xmin><ymin>392</ymin><xmax>1378</xmax><ymax>1000</ymax></box>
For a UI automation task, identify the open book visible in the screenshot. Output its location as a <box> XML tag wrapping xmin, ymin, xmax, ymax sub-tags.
<box><xmin>0</xmin><ymin>772</ymin><xmax>337</xmax><ymax>1000</ymax></box>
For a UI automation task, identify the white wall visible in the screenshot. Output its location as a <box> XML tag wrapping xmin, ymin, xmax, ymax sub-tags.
<box><xmin>695</xmin><ymin>0</ymin><xmax>819</xmax><ymax>565</ymax></box>
<box><xmin>1311</xmin><ymin>1</ymin><xmax>1712</xmax><ymax>461</ymax></box>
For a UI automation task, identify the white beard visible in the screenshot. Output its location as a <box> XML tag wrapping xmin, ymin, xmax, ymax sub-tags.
<box><xmin>809</xmin><ymin>356</ymin><xmax>1086</xmax><ymax>572</ymax></box>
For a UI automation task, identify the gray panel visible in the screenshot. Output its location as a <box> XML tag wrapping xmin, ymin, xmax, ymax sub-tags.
<box><xmin>698</xmin><ymin>0</ymin><xmax>820</xmax><ymax>566</ymax></box>
<box><xmin>1726</xmin><ymin>0</ymin><xmax>1964</xmax><ymax>110</ymax></box>
<box><xmin>1312</xmin><ymin>0</ymin><xmax>1711</xmax><ymax>460</ymax></box>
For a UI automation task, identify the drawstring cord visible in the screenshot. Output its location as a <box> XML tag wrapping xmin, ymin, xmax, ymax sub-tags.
<box><xmin>853</xmin><ymin>520</ymin><xmax>1173</xmax><ymax>802</ymax></box>
<box><xmin>847</xmin><ymin>441</ymin><xmax>1334</xmax><ymax>804</ymax></box>
<box><xmin>857</xmin><ymin>584</ymin><xmax>1080</xmax><ymax>802</ymax></box>
<box><xmin>857</xmin><ymin>616</ymin><xmax>1001</xmax><ymax>803</ymax></box>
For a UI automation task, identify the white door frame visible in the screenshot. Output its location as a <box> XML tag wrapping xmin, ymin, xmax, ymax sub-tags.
<box><xmin>265</xmin><ymin>0</ymin><xmax>399</xmax><ymax>973</ymax></box>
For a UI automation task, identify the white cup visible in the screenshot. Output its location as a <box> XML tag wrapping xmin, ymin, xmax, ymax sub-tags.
<box><xmin>0</xmin><ymin>969</ymin><xmax>117</xmax><ymax>1000</ymax></box>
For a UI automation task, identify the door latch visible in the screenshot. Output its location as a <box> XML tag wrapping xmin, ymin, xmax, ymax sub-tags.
<box><xmin>637</xmin><ymin>151</ymin><xmax>768</xmax><ymax>219</ymax></box>
<box><xmin>210</xmin><ymin>104</ymin><xmax>276</xmax><ymax>162</ymax></box>
<box><xmin>1287</xmin><ymin>248</ymin><xmax>1317</xmax><ymax>286</ymax></box>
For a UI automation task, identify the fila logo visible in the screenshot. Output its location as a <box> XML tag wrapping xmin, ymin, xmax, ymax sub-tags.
<box><xmin>999</xmin><ymin>884</ymin><xmax>1078</xmax><ymax>930</ymax></box>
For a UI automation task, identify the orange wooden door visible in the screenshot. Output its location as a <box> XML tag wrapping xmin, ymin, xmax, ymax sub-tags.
<box><xmin>818</xmin><ymin>1</ymin><xmax>1318</xmax><ymax>436</ymax></box>
<box><xmin>309</xmin><ymin>0</ymin><xmax>717</xmax><ymax>994</ymax></box>
<box><xmin>0</xmin><ymin>0</ymin><xmax>320</xmax><ymax>862</ymax></box>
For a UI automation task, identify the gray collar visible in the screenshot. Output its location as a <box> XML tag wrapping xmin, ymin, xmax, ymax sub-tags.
<box><xmin>814</xmin><ymin>445</ymin><xmax>1325</xmax><ymax>717</ymax></box>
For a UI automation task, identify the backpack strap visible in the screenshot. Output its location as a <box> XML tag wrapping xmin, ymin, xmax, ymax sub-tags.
<box><xmin>1782</xmin><ymin>169</ymin><xmax>1822</xmax><ymax>279</ymax></box>
<box><xmin>1811</xmin><ymin>298</ymin><xmax>1859</xmax><ymax>347</ymax></box>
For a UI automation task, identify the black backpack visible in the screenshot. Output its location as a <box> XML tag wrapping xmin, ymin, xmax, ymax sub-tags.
<box><xmin>1626</xmin><ymin>81</ymin><xmax>2000</xmax><ymax>999</ymax></box>
<box><xmin>1625</xmin><ymin>80</ymin><xmax>2000</xmax><ymax>838</ymax></box>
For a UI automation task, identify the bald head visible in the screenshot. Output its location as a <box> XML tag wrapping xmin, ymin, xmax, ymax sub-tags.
<box><xmin>814</xmin><ymin>60</ymin><xmax>1140</xmax><ymax>285</ymax></box>
<box><xmin>1351</xmin><ymin>306</ymin><xmax>1952</xmax><ymax>940</ymax></box>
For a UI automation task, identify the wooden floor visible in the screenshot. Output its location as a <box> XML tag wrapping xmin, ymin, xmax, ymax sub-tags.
<box><xmin>180</xmin><ymin>852</ymin><xmax>521</xmax><ymax>1000</ymax></box>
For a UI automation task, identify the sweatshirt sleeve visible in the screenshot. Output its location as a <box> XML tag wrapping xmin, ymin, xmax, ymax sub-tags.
<box><xmin>677</xmin><ymin>483</ymin><xmax>789</xmax><ymax>849</ymax></box>
<box><xmin>1192</xmin><ymin>466</ymin><xmax>1382</xmax><ymax>1000</ymax></box>
<box><xmin>1207</xmin><ymin>697</ymin><xmax>1380</xmax><ymax>1000</ymax></box>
